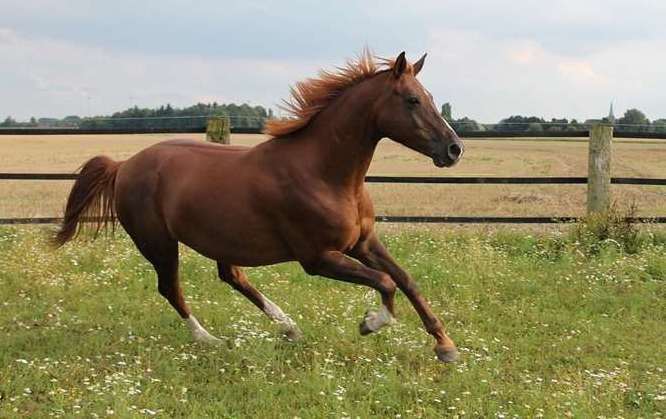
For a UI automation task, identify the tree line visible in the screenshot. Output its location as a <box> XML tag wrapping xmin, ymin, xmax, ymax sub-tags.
<box><xmin>440</xmin><ymin>103</ymin><xmax>666</xmax><ymax>134</ymax></box>
<box><xmin>1</xmin><ymin>102</ymin><xmax>665</xmax><ymax>134</ymax></box>
<box><xmin>0</xmin><ymin>102</ymin><xmax>272</xmax><ymax>131</ymax></box>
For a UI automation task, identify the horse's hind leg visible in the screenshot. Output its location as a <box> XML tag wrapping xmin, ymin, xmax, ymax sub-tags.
<box><xmin>119</xmin><ymin>215</ymin><xmax>220</xmax><ymax>344</ymax></box>
<box><xmin>217</xmin><ymin>262</ymin><xmax>302</xmax><ymax>340</ymax></box>
<box><xmin>155</xmin><ymin>242</ymin><xmax>221</xmax><ymax>344</ymax></box>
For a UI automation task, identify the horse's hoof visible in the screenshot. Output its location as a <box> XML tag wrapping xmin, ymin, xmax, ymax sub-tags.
<box><xmin>359</xmin><ymin>320</ymin><xmax>374</xmax><ymax>336</ymax></box>
<box><xmin>282</xmin><ymin>327</ymin><xmax>303</xmax><ymax>342</ymax></box>
<box><xmin>193</xmin><ymin>332</ymin><xmax>222</xmax><ymax>345</ymax></box>
<box><xmin>434</xmin><ymin>344</ymin><xmax>459</xmax><ymax>363</ymax></box>
<box><xmin>187</xmin><ymin>316</ymin><xmax>221</xmax><ymax>345</ymax></box>
<box><xmin>359</xmin><ymin>307</ymin><xmax>394</xmax><ymax>336</ymax></box>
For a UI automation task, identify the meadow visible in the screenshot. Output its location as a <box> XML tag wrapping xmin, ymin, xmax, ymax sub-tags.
<box><xmin>1</xmin><ymin>133</ymin><xmax>665</xmax><ymax>219</ymax></box>
<box><xmin>1</xmin><ymin>133</ymin><xmax>665</xmax><ymax>417</ymax></box>
<box><xmin>1</xmin><ymin>226</ymin><xmax>665</xmax><ymax>417</ymax></box>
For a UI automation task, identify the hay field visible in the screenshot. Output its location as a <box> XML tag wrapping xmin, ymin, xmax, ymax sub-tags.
<box><xmin>0</xmin><ymin>133</ymin><xmax>665</xmax><ymax>219</ymax></box>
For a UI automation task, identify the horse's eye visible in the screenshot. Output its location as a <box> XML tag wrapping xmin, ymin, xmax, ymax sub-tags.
<box><xmin>406</xmin><ymin>96</ymin><xmax>420</xmax><ymax>105</ymax></box>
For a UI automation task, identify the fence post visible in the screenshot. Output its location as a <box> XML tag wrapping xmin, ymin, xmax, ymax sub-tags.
<box><xmin>587</xmin><ymin>124</ymin><xmax>613</xmax><ymax>214</ymax></box>
<box><xmin>206</xmin><ymin>116</ymin><xmax>231</xmax><ymax>144</ymax></box>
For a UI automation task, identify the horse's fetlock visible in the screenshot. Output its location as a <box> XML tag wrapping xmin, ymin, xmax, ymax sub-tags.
<box><xmin>426</xmin><ymin>320</ymin><xmax>444</xmax><ymax>336</ymax></box>
<box><xmin>378</xmin><ymin>273</ymin><xmax>396</xmax><ymax>293</ymax></box>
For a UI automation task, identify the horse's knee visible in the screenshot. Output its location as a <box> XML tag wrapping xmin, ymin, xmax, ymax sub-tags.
<box><xmin>377</xmin><ymin>273</ymin><xmax>397</xmax><ymax>296</ymax></box>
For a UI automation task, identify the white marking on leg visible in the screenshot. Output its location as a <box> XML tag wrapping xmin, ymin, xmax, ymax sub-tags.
<box><xmin>362</xmin><ymin>305</ymin><xmax>395</xmax><ymax>333</ymax></box>
<box><xmin>261</xmin><ymin>294</ymin><xmax>302</xmax><ymax>340</ymax></box>
<box><xmin>185</xmin><ymin>315</ymin><xmax>221</xmax><ymax>344</ymax></box>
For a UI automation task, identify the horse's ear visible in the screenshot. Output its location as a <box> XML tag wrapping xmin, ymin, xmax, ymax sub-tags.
<box><xmin>413</xmin><ymin>53</ymin><xmax>427</xmax><ymax>76</ymax></box>
<box><xmin>392</xmin><ymin>51</ymin><xmax>407</xmax><ymax>78</ymax></box>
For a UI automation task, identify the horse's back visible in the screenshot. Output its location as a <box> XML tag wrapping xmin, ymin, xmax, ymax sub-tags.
<box><xmin>115</xmin><ymin>137</ymin><xmax>255</xmax><ymax>211</ymax></box>
<box><xmin>114</xmin><ymin>138</ymin><xmax>294</xmax><ymax>265</ymax></box>
<box><xmin>119</xmin><ymin>138</ymin><xmax>251</xmax><ymax>177</ymax></box>
<box><xmin>115</xmin><ymin>138</ymin><xmax>251</xmax><ymax>201</ymax></box>
<box><xmin>155</xmin><ymin>138</ymin><xmax>250</xmax><ymax>153</ymax></box>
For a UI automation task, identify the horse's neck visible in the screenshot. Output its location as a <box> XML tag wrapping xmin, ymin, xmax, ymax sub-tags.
<box><xmin>297</xmin><ymin>84</ymin><xmax>381</xmax><ymax>190</ymax></box>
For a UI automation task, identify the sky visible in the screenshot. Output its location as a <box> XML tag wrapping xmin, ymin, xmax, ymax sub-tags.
<box><xmin>1</xmin><ymin>0</ymin><xmax>665</xmax><ymax>122</ymax></box>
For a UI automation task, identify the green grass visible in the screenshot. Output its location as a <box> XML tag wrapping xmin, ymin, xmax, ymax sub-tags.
<box><xmin>1</xmin><ymin>226</ymin><xmax>665</xmax><ymax>418</ymax></box>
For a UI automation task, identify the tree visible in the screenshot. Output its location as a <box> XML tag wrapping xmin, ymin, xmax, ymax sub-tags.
<box><xmin>440</xmin><ymin>102</ymin><xmax>452</xmax><ymax>122</ymax></box>
<box><xmin>527</xmin><ymin>123</ymin><xmax>543</xmax><ymax>132</ymax></box>
<box><xmin>652</xmin><ymin>119</ymin><xmax>666</xmax><ymax>133</ymax></box>
<box><xmin>0</xmin><ymin>116</ymin><xmax>16</xmax><ymax>127</ymax></box>
<box><xmin>618</xmin><ymin>108</ymin><xmax>649</xmax><ymax>126</ymax></box>
<box><xmin>452</xmin><ymin>116</ymin><xmax>484</xmax><ymax>132</ymax></box>
<box><xmin>79</xmin><ymin>101</ymin><xmax>270</xmax><ymax>131</ymax></box>
<box><xmin>497</xmin><ymin>115</ymin><xmax>546</xmax><ymax>132</ymax></box>
<box><xmin>567</xmin><ymin>119</ymin><xmax>583</xmax><ymax>131</ymax></box>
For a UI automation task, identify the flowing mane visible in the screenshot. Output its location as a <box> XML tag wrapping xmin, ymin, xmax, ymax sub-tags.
<box><xmin>264</xmin><ymin>50</ymin><xmax>406</xmax><ymax>138</ymax></box>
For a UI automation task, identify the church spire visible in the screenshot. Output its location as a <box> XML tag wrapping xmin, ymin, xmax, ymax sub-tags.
<box><xmin>608</xmin><ymin>101</ymin><xmax>615</xmax><ymax>123</ymax></box>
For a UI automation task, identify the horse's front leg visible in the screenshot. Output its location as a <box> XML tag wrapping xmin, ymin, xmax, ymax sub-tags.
<box><xmin>350</xmin><ymin>233</ymin><xmax>459</xmax><ymax>363</ymax></box>
<box><xmin>300</xmin><ymin>251</ymin><xmax>397</xmax><ymax>334</ymax></box>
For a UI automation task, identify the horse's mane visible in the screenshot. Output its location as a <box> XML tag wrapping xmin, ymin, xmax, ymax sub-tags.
<box><xmin>264</xmin><ymin>49</ymin><xmax>410</xmax><ymax>138</ymax></box>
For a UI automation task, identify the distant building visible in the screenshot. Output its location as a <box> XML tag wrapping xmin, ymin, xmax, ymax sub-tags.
<box><xmin>607</xmin><ymin>102</ymin><xmax>615</xmax><ymax>124</ymax></box>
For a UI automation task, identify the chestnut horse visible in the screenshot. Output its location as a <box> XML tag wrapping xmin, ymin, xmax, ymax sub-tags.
<box><xmin>55</xmin><ymin>51</ymin><xmax>464</xmax><ymax>362</ymax></box>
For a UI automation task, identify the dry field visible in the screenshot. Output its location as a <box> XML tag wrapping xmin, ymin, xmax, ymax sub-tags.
<box><xmin>0</xmin><ymin>133</ymin><xmax>665</xmax><ymax>220</ymax></box>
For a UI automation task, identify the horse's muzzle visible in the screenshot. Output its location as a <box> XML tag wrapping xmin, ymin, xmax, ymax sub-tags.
<box><xmin>432</xmin><ymin>142</ymin><xmax>463</xmax><ymax>167</ymax></box>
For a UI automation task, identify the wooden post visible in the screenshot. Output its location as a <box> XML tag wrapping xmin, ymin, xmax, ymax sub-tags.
<box><xmin>587</xmin><ymin>124</ymin><xmax>613</xmax><ymax>214</ymax></box>
<box><xmin>206</xmin><ymin>116</ymin><xmax>231</xmax><ymax>144</ymax></box>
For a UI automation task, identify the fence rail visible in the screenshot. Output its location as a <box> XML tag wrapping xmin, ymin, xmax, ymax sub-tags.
<box><xmin>1</xmin><ymin>173</ymin><xmax>664</xmax><ymax>225</ymax></box>
<box><xmin>3</xmin><ymin>173</ymin><xmax>666</xmax><ymax>185</ymax></box>
<box><xmin>0</xmin><ymin>126</ymin><xmax>261</xmax><ymax>135</ymax></box>
<box><xmin>1</xmin><ymin>124</ymin><xmax>665</xmax><ymax>225</ymax></box>
<box><xmin>2</xmin><ymin>126</ymin><xmax>666</xmax><ymax>139</ymax></box>
<box><xmin>2</xmin><ymin>216</ymin><xmax>665</xmax><ymax>226</ymax></box>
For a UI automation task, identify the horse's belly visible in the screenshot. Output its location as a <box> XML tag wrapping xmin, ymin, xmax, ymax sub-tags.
<box><xmin>185</xmin><ymin>233</ymin><xmax>292</xmax><ymax>267</ymax></box>
<box><xmin>169</xmin><ymin>200</ymin><xmax>293</xmax><ymax>266</ymax></box>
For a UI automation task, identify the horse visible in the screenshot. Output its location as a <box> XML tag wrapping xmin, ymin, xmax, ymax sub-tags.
<box><xmin>54</xmin><ymin>50</ymin><xmax>465</xmax><ymax>362</ymax></box>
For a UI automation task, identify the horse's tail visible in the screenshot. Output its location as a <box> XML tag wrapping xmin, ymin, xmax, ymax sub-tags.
<box><xmin>53</xmin><ymin>156</ymin><xmax>122</xmax><ymax>247</ymax></box>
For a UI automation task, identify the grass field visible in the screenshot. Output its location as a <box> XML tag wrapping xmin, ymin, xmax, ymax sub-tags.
<box><xmin>1</xmin><ymin>133</ymin><xmax>665</xmax><ymax>219</ymax></box>
<box><xmin>1</xmin><ymin>226</ymin><xmax>665</xmax><ymax>417</ymax></box>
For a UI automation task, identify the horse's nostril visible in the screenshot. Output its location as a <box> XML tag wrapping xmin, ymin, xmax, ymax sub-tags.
<box><xmin>448</xmin><ymin>143</ymin><xmax>462</xmax><ymax>160</ymax></box>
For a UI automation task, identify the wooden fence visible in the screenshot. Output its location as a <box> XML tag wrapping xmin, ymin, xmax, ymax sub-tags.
<box><xmin>1</xmin><ymin>122</ymin><xmax>665</xmax><ymax>225</ymax></box>
<box><xmin>2</xmin><ymin>125</ymin><xmax>666</xmax><ymax>139</ymax></box>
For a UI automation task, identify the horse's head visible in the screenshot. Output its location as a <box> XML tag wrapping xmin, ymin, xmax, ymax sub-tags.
<box><xmin>374</xmin><ymin>52</ymin><xmax>463</xmax><ymax>168</ymax></box>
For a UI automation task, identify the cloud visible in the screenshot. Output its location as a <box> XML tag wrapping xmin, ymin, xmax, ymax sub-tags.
<box><xmin>419</xmin><ymin>26</ymin><xmax>665</xmax><ymax>121</ymax></box>
<box><xmin>0</xmin><ymin>27</ymin><xmax>19</xmax><ymax>43</ymax></box>
<box><xmin>0</xmin><ymin>27</ymin><xmax>319</xmax><ymax>119</ymax></box>
<box><xmin>0</xmin><ymin>1</ymin><xmax>665</xmax><ymax>122</ymax></box>
<box><xmin>557</xmin><ymin>61</ymin><xmax>608</xmax><ymax>85</ymax></box>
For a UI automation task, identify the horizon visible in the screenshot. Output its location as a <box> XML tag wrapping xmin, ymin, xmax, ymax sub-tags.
<box><xmin>1</xmin><ymin>100</ymin><xmax>644</xmax><ymax>126</ymax></box>
<box><xmin>1</xmin><ymin>1</ymin><xmax>665</xmax><ymax>122</ymax></box>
